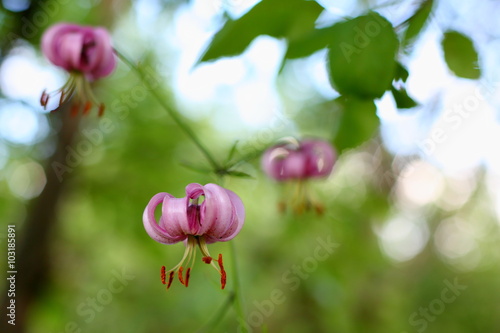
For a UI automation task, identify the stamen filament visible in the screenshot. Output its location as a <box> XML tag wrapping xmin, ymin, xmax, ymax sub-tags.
<box><xmin>165</xmin><ymin>236</ymin><xmax>196</xmax><ymax>273</ymax></box>
<box><xmin>159</xmin><ymin>236</ymin><xmax>230</xmax><ymax>289</ymax></box>
<box><xmin>198</xmin><ymin>237</ymin><xmax>220</xmax><ymax>272</ymax></box>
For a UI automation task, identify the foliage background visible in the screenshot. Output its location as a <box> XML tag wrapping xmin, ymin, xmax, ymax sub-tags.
<box><xmin>1</xmin><ymin>0</ymin><xmax>500</xmax><ymax>332</ymax></box>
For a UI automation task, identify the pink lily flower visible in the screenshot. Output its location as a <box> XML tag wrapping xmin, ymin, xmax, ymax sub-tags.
<box><xmin>143</xmin><ymin>183</ymin><xmax>245</xmax><ymax>289</ymax></box>
<box><xmin>262</xmin><ymin>138</ymin><xmax>336</xmax><ymax>181</ymax></box>
<box><xmin>40</xmin><ymin>22</ymin><xmax>116</xmax><ymax>116</ymax></box>
<box><xmin>262</xmin><ymin>138</ymin><xmax>336</xmax><ymax>214</ymax></box>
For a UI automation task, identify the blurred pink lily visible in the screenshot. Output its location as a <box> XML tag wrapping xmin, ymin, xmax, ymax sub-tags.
<box><xmin>262</xmin><ymin>137</ymin><xmax>336</xmax><ymax>181</ymax></box>
<box><xmin>143</xmin><ymin>183</ymin><xmax>245</xmax><ymax>289</ymax></box>
<box><xmin>40</xmin><ymin>22</ymin><xmax>116</xmax><ymax>116</ymax></box>
<box><xmin>262</xmin><ymin>138</ymin><xmax>336</xmax><ymax>214</ymax></box>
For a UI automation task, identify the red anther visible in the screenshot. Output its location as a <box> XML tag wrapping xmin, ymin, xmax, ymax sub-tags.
<box><xmin>185</xmin><ymin>268</ymin><xmax>191</xmax><ymax>287</ymax></box>
<box><xmin>217</xmin><ymin>254</ymin><xmax>226</xmax><ymax>290</ymax></box>
<box><xmin>98</xmin><ymin>103</ymin><xmax>105</xmax><ymax>117</ymax></box>
<box><xmin>202</xmin><ymin>256</ymin><xmax>213</xmax><ymax>264</ymax></box>
<box><xmin>166</xmin><ymin>271</ymin><xmax>174</xmax><ymax>289</ymax></box>
<box><xmin>314</xmin><ymin>203</ymin><xmax>325</xmax><ymax>216</ymax></box>
<box><xmin>71</xmin><ymin>104</ymin><xmax>79</xmax><ymax>117</ymax></box>
<box><xmin>40</xmin><ymin>90</ymin><xmax>49</xmax><ymax>108</ymax></box>
<box><xmin>83</xmin><ymin>101</ymin><xmax>92</xmax><ymax>115</ymax></box>
<box><xmin>161</xmin><ymin>266</ymin><xmax>166</xmax><ymax>285</ymax></box>
<box><xmin>220</xmin><ymin>270</ymin><xmax>227</xmax><ymax>290</ymax></box>
<box><xmin>178</xmin><ymin>267</ymin><xmax>185</xmax><ymax>286</ymax></box>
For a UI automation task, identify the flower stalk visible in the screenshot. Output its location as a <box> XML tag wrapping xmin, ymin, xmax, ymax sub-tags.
<box><xmin>114</xmin><ymin>49</ymin><xmax>220</xmax><ymax>171</ymax></box>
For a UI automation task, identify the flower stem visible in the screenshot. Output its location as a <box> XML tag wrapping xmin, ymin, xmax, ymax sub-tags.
<box><xmin>230</xmin><ymin>240</ymin><xmax>247</xmax><ymax>332</ymax></box>
<box><xmin>114</xmin><ymin>49</ymin><xmax>220</xmax><ymax>171</ymax></box>
<box><xmin>196</xmin><ymin>291</ymin><xmax>235</xmax><ymax>333</ymax></box>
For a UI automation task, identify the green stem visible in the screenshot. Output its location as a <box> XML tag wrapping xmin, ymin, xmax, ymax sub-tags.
<box><xmin>115</xmin><ymin>49</ymin><xmax>248</xmax><ymax>331</ymax></box>
<box><xmin>114</xmin><ymin>49</ymin><xmax>220</xmax><ymax>171</ymax></box>
<box><xmin>230</xmin><ymin>241</ymin><xmax>247</xmax><ymax>332</ymax></box>
<box><xmin>197</xmin><ymin>292</ymin><xmax>235</xmax><ymax>333</ymax></box>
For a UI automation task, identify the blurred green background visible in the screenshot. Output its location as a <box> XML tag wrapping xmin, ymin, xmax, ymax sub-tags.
<box><xmin>1</xmin><ymin>0</ymin><xmax>500</xmax><ymax>332</ymax></box>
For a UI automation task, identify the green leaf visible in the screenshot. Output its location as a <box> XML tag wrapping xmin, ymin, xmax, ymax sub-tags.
<box><xmin>226</xmin><ymin>170</ymin><xmax>254</xmax><ymax>179</ymax></box>
<box><xmin>441</xmin><ymin>30</ymin><xmax>481</xmax><ymax>79</ymax></box>
<box><xmin>327</xmin><ymin>12</ymin><xmax>399</xmax><ymax>99</ymax></box>
<box><xmin>391</xmin><ymin>85</ymin><xmax>418</xmax><ymax>109</ymax></box>
<box><xmin>198</xmin><ymin>0</ymin><xmax>324</xmax><ymax>63</ymax></box>
<box><xmin>394</xmin><ymin>62</ymin><xmax>409</xmax><ymax>82</ymax></box>
<box><xmin>332</xmin><ymin>96</ymin><xmax>379</xmax><ymax>153</ymax></box>
<box><xmin>285</xmin><ymin>25</ymin><xmax>336</xmax><ymax>59</ymax></box>
<box><xmin>180</xmin><ymin>162</ymin><xmax>212</xmax><ymax>174</ymax></box>
<box><xmin>402</xmin><ymin>0</ymin><xmax>434</xmax><ymax>50</ymax></box>
<box><xmin>224</xmin><ymin>140</ymin><xmax>239</xmax><ymax>164</ymax></box>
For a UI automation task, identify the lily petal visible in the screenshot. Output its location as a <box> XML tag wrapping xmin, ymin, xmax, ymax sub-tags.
<box><xmin>87</xmin><ymin>27</ymin><xmax>116</xmax><ymax>80</ymax></box>
<box><xmin>215</xmin><ymin>188</ymin><xmax>245</xmax><ymax>242</ymax></box>
<box><xmin>41</xmin><ymin>22</ymin><xmax>116</xmax><ymax>79</ymax></box>
<box><xmin>41</xmin><ymin>23</ymin><xmax>79</xmax><ymax>67</ymax></box>
<box><xmin>262</xmin><ymin>139</ymin><xmax>336</xmax><ymax>180</ymax></box>
<box><xmin>302</xmin><ymin>140</ymin><xmax>336</xmax><ymax>178</ymax></box>
<box><xmin>162</xmin><ymin>196</ymin><xmax>193</xmax><ymax>236</ymax></box>
<box><xmin>58</xmin><ymin>32</ymin><xmax>84</xmax><ymax>72</ymax></box>
<box><xmin>143</xmin><ymin>192</ymin><xmax>185</xmax><ymax>244</ymax></box>
<box><xmin>197</xmin><ymin>183</ymin><xmax>234</xmax><ymax>238</ymax></box>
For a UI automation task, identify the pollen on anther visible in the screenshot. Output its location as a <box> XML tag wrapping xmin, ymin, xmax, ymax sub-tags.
<box><xmin>166</xmin><ymin>271</ymin><xmax>174</xmax><ymax>289</ymax></box>
<box><xmin>185</xmin><ymin>268</ymin><xmax>191</xmax><ymax>287</ymax></box>
<box><xmin>98</xmin><ymin>103</ymin><xmax>105</xmax><ymax>117</ymax></box>
<box><xmin>161</xmin><ymin>266</ymin><xmax>166</xmax><ymax>285</ymax></box>
<box><xmin>83</xmin><ymin>101</ymin><xmax>92</xmax><ymax>115</ymax></box>
<box><xmin>40</xmin><ymin>90</ymin><xmax>49</xmax><ymax>108</ymax></box>
<box><xmin>202</xmin><ymin>256</ymin><xmax>212</xmax><ymax>264</ymax></box>
<box><xmin>217</xmin><ymin>254</ymin><xmax>226</xmax><ymax>290</ymax></box>
<box><xmin>178</xmin><ymin>267</ymin><xmax>185</xmax><ymax>286</ymax></box>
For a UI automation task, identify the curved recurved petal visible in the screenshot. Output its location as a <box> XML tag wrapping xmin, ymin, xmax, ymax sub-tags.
<box><xmin>41</xmin><ymin>23</ymin><xmax>80</xmax><ymax>68</ymax></box>
<box><xmin>162</xmin><ymin>195</ymin><xmax>194</xmax><ymax>236</ymax></box>
<box><xmin>261</xmin><ymin>146</ymin><xmax>289</xmax><ymax>181</ymax></box>
<box><xmin>143</xmin><ymin>192</ymin><xmax>184</xmax><ymax>244</ymax></box>
<box><xmin>282</xmin><ymin>151</ymin><xmax>307</xmax><ymax>179</ymax></box>
<box><xmin>58</xmin><ymin>32</ymin><xmax>84</xmax><ymax>71</ymax></box>
<box><xmin>302</xmin><ymin>139</ymin><xmax>336</xmax><ymax>178</ymax></box>
<box><xmin>216</xmin><ymin>188</ymin><xmax>245</xmax><ymax>242</ymax></box>
<box><xmin>197</xmin><ymin>183</ymin><xmax>234</xmax><ymax>237</ymax></box>
<box><xmin>85</xmin><ymin>27</ymin><xmax>116</xmax><ymax>80</ymax></box>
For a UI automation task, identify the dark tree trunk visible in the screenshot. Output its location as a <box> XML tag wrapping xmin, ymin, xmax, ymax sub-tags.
<box><xmin>1</xmin><ymin>109</ymin><xmax>81</xmax><ymax>333</ymax></box>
